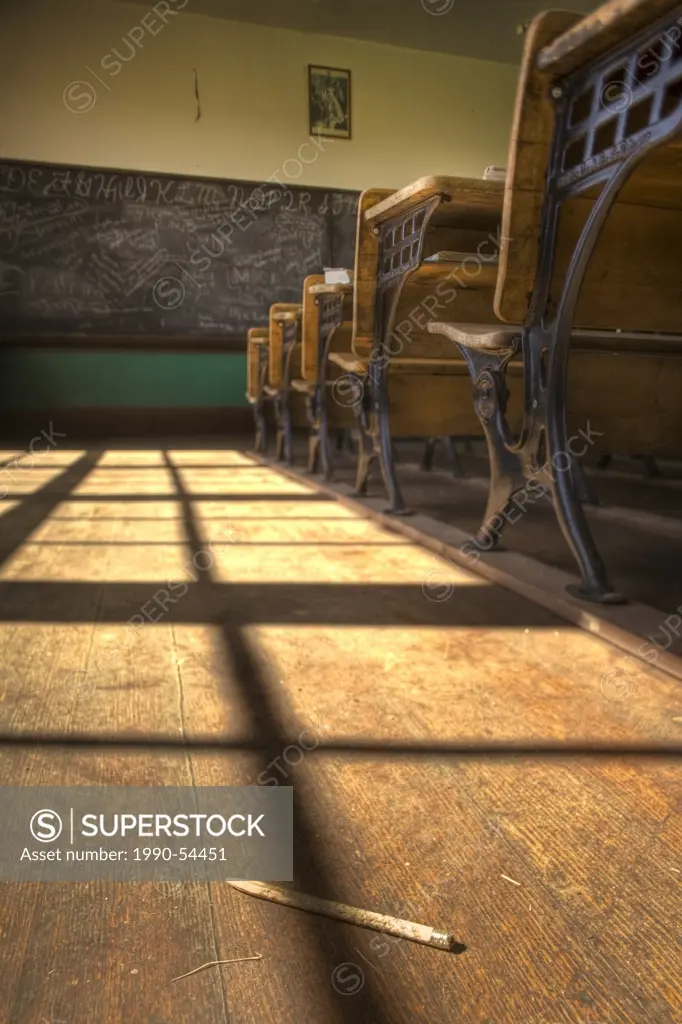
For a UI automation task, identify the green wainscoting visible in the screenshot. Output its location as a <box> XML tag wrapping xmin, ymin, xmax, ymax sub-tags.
<box><xmin>0</xmin><ymin>350</ymin><xmax>248</xmax><ymax>408</ymax></box>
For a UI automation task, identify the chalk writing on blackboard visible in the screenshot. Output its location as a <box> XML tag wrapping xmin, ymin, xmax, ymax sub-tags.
<box><xmin>0</xmin><ymin>161</ymin><xmax>359</xmax><ymax>338</ymax></box>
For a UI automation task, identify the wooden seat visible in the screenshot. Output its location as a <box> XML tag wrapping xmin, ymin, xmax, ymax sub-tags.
<box><xmin>427</xmin><ymin>322</ymin><xmax>519</xmax><ymax>353</ymax></box>
<box><xmin>328</xmin><ymin>352</ymin><xmax>368</xmax><ymax>375</ymax></box>
<box><xmin>329</xmin><ymin>351</ymin><xmax>476</xmax><ymax>372</ymax></box>
<box><xmin>290</xmin><ymin>378</ymin><xmax>315</xmax><ymax>395</ymax></box>
<box><xmin>429</xmin><ymin>323</ymin><xmax>682</xmax><ymax>356</ymax></box>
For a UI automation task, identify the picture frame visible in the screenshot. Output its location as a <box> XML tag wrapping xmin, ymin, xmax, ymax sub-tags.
<box><xmin>308</xmin><ymin>65</ymin><xmax>352</xmax><ymax>140</ymax></box>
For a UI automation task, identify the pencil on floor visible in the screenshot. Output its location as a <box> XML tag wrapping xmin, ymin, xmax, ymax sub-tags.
<box><xmin>227</xmin><ymin>880</ymin><xmax>466</xmax><ymax>953</ymax></box>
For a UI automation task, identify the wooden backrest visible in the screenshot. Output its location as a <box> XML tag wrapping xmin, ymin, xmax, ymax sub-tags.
<box><xmin>302</xmin><ymin>280</ymin><xmax>353</xmax><ymax>381</ymax></box>
<box><xmin>268</xmin><ymin>302</ymin><xmax>302</xmax><ymax>388</ymax></box>
<box><xmin>392</xmin><ymin>254</ymin><xmax>502</xmax><ymax>359</ymax></box>
<box><xmin>301</xmin><ymin>275</ymin><xmax>325</xmax><ymax>382</ymax></box>
<box><xmin>326</xmin><ymin>291</ymin><xmax>354</xmax><ymax>360</ymax></box>
<box><xmin>496</xmin><ymin>3</ymin><xmax>682</xmax><ymax>332</ymax></box>
<box><xmin>246</xmin><ymin>327</ymin><xmax>268</xmax><ymax>402</ymax></box>
<box><xmin>352</xmin><ymin>188</ymin><xmax>394</xmax><ymax>355</ymax></box>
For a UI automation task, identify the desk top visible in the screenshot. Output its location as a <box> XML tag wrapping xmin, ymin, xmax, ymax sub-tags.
<box><xmin>364</xmin><ymin>176</ymin><xmax>503</xmax><ymax>228</ymax></box>
<box><xmin>536</xmin><ymin>0</ymin><xmax>682</xmax><ymax>78</ymax></box>
<box><xmin>308</xmin><ymin>283</ymin><xmax>354</xmax><ymax>295</ymax></box>
<box><xmin>271</xmin><ymin>311</ymin><xmax>301</xmax><ymax>322</ymax></box>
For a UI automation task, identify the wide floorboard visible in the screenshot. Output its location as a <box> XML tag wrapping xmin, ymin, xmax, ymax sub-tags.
<box><xmin>0</xmin><ymin>443</ymin><xmax>679</xmax><ymax>1023</ymax></box>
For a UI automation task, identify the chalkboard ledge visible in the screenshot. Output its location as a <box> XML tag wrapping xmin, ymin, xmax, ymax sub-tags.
<box><xmin>0</xmin><ymin>335</ymin><xmax>248</xmax><ymax>353</ymax></box>
<box><xmin>0</xmin><ymin>406</ymin><xmax>256</xmax><ymax>439</ymax></box>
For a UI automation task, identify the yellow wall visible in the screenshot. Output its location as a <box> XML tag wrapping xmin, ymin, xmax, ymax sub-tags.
<box><xmin>1</xmin><ymin>0</ymin><xmax>518</xmax><ymax>190</ymax></box>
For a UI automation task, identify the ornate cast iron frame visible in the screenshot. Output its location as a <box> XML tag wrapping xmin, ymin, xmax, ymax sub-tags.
<box><xmin>307</xmin><ymin>291</ymin><xmax>347</xmax><ymax>478</ymax></box>
<box><xmin>455</xmin><ymin>6</ymin><xmax>682</xmax><ymax>603</ymax></box>
<box><xmin>252</xmin><ymin>343</ymin><xmax>269</xmax><ymax>454</ymax></box>
<box><xmin>273</xmin><ymin>317</ymin><xmax>300</xmax><ymax>465</ymax></box>
<box><xmin>361</xmin><ymin>194</ymin><xmax>496</xmax><ymax>508</ymax></box>
<box><xmin>357</xmin><ymin>194</ymin><xmax>444</xmax><ymax>513</ymax></box>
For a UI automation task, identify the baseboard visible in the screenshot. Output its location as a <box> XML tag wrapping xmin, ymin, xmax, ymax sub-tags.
<box><xmin>0</xmin><ymin>406</ymin><xmax>256</xmax><ymax>441</ymax></box>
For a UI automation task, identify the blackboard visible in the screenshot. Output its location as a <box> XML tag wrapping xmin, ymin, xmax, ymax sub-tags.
<box><xmin>0</xmin><ymin>160</ymin><xmax>359</xmax><ymax>341</ymax></box>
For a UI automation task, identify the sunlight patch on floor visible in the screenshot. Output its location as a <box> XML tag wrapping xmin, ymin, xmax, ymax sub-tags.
<box><xmin>197</xmin><ymin>512</ymin><xmax>408</xmax><ymax>545</ymax></box>
<box><xmin>49</xmin><ymin>500</ymin><xmax>185</xmax><ymax>520</ymax></box>
<box><xmin>0</xmin><ymin>621</ymin><xmax>226</xmax><ymax>739</ymax></box>
<box><xmin>245</xmin><ymin>623</ymin><xmax>682</xmax><ymax>744</ymax></box>
<box><xmin>176</xmin><ymin>468</ymin><xmax>313</xmax><ymax>496</ymax></box>
<box><xmin>0</xmin><ymin>449</ymin><xmax>88</xmax><ymax>467</ymax></box>
<box><xmin>70</xmin><ymin>468</ymin><xmax>177</xmax><ymax>496</ymax></box>
<box><xmin>0</xmin><ymin>501</ymin><xmax>21</xmax><ymax>518</ymax></box>
<box><xmin>191</xmin><ymin>499</ymin><xmax>357</xmax><ymax>520</ymax></box>
<box><xmin>0</xmin><ymin>467</ymin><xmax>74</xmax><ymax>495</ymax></box>
<box><xmin>167</xmin><ymin>450</ymin><xmax>257</xmax><ymax>467</ymax></box>
<box><xmin>95</xmin><ymin>450</ymin><xmax>167</xmax><ymax>467</ymax></box>
<box><xmin>210</xmin><ymin>534</ymin><xmax>486</xmax><ymax>585</ymax></box>
<box><xmin>23</xmin><ymin>514</ymin><xmax>189</xmax><ymax>545</ymax></box>
<box><xmin>0</xmin><ymin>539</ymin><xmax>199</xmax><ymax>582</ymax></box>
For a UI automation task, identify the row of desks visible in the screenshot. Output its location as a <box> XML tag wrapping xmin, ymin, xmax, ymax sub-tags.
<box><xmin>247</xmin><ymin>0</ymin><xmax>682</xmax><ymax>607</ymax></box>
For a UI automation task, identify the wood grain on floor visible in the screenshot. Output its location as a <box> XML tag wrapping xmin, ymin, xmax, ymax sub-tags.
<box><xmin>0</xmin><ymin>444</ymin><xmax>679</xmax><ymax>1024</ymax></box>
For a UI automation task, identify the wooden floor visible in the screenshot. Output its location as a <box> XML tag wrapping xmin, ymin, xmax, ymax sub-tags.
<box><xmin>0</xmin><ymin>440</ymin><xmax>680</xmax><ymax>1023</ymax></box>
<box><xmin>305</xmin><ymin>439</ymin><xmax>682</xmax><ymax>618</ymax></box>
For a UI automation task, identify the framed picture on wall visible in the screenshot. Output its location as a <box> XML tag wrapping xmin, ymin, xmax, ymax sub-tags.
<box><xmin>308</xmin><ymin>65</ymin><xmax>352</xmax><ymax>140</ymax></box>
